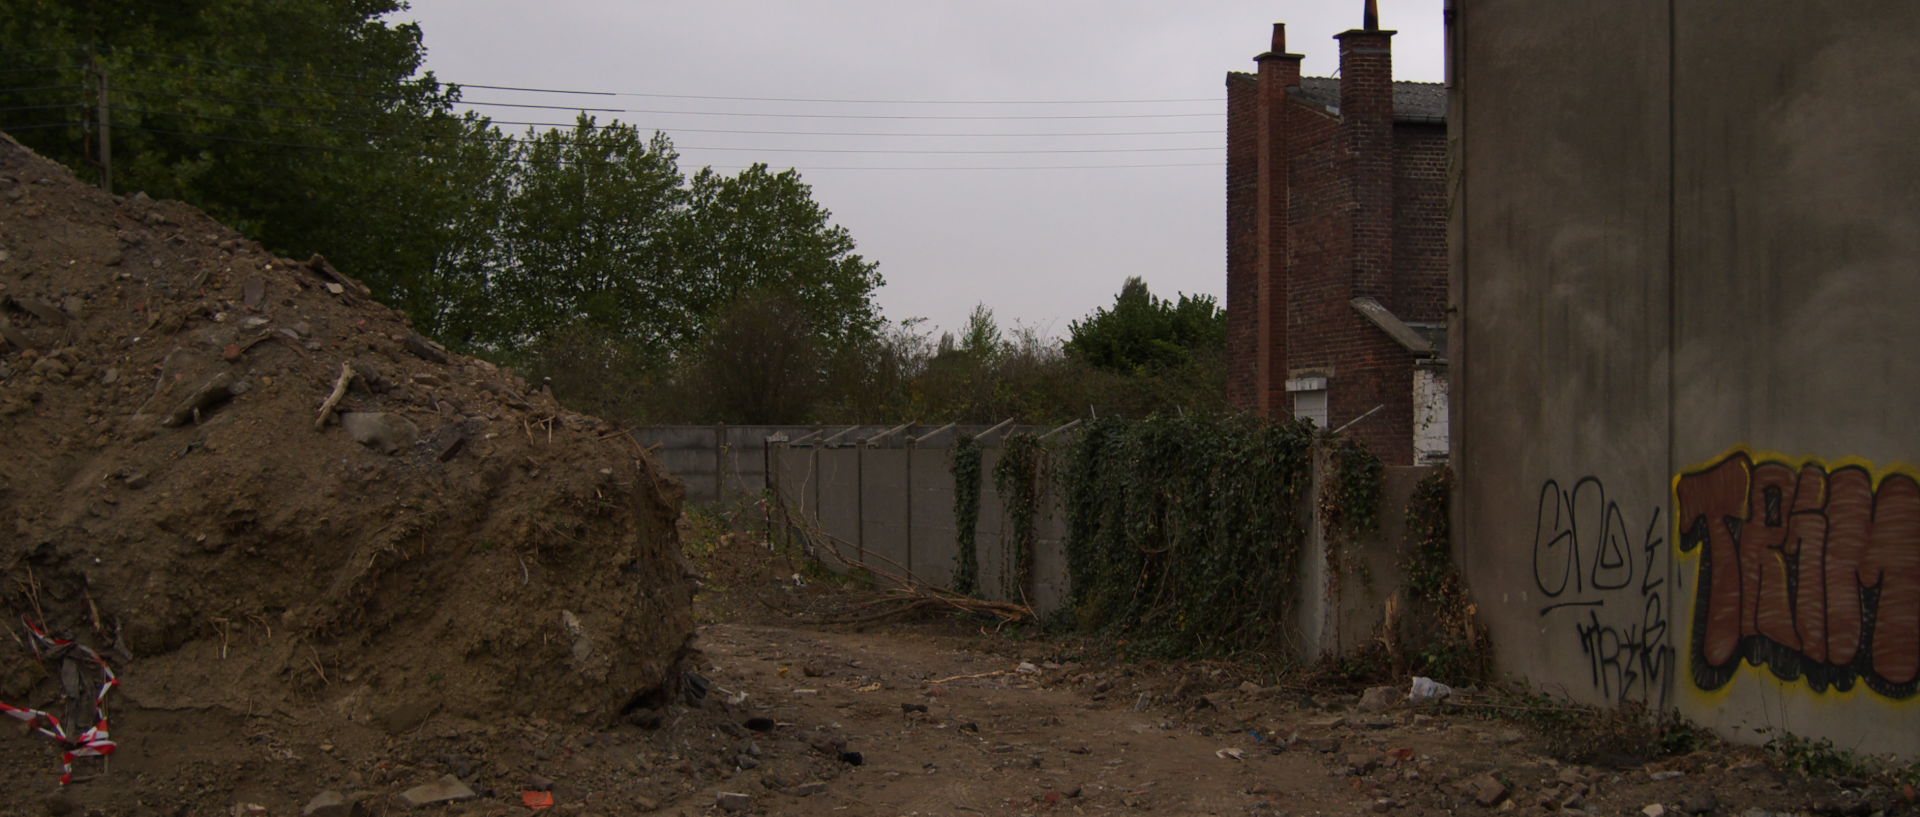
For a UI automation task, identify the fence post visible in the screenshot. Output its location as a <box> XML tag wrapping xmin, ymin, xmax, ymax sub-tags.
<box><xmin>905</xmin><ymin>437</ymin><xmax>915</xmax><ymax>579</ymax></box>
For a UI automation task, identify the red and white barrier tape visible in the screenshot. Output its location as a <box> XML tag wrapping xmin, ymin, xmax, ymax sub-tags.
<box><xmin>0</xmin><ymin>617</ymin><xmax>119</xmax><ymax>784</ymax></box>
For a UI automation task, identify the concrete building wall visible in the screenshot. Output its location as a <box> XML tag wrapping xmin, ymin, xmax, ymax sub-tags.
<box><xmin>1454</xmin><ymin>0</ymin><xmax>1920</xmax><ymax>756</ymax></box>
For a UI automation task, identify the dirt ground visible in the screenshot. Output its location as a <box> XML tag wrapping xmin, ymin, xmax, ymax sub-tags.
<box><xmin>632</xmin><ymin>532</ymin><xmax>1912</xmax><ymax>817</ymax></box>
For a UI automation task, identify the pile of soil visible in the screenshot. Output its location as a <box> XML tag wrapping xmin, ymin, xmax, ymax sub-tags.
<box><xmin>0</xmin><ymin>133</ymin><xmax>694</xmax><ymax>809</ymax></box>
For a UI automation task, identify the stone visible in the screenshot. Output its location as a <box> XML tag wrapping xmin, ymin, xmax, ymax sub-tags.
<box><xmin>1347</xmin><ymin>752</ymin><xmax>1382</xmax><ymax>774</ymax></box>
<box><xmin>342</xmin><ymin>411</ymin><xmax>419</xmax><ymax>454</ymax></box>
<box><xmin>1305</xmin><ymin>737</ymin><xmax>1343</xmax><ymax>753</ymax></box>
<box><xmin>794</xmin><ymin>781</ymin><xmax>827</xmax><ymax>797</ymax></box>
<box><xmin>1650</xmin><ymin>770</ymin><xmax>1685</xmax><ymax>781</ymax></box>
<box><xmin>1644</xmin><ymin>805</ymin><xmax>1669</xmax><ymax>817</ymax></box>
<box><xmin>396</xmin><ymin>774</ymin><xmax>477</xmax><ymax>809</ymax></box>
<box><xmin>1357</xmin><ymin>686</ymin><xmax>1400</xmax><ymax>712</ymax></box>
<box><xmin>1467</xmin><ymin>773</ymin><xmax>1509</xmax><ymax>807</ymax></box>
<box><xmin>1680</xmin><ymin>790</ymin><xmax>1720</xmax><ymax>815</ymax></box>
<box><xmin>301</xmin><ymin>791</ymin><xmax>358</xmax><ymax>817</ymax></box>
<box><xmin>716</xmin><ymin>792</ymin><xmax>752</xmax><ymax>812</ymax></box>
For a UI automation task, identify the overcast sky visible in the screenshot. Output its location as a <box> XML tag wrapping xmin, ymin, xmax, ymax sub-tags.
<box><xmin>397</xmin><ymin>1</ymin><xmax>1445</xmax><ymax>339</ymax></box>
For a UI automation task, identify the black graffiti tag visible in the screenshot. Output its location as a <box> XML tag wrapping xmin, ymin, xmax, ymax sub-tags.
<box><xmin>1532</xmin><ymin>476</ymin><xmax>1674</xmax><ymax>707</ymax></box>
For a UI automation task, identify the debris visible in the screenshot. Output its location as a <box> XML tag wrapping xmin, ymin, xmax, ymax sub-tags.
<box><xmin>403</xmin><ymin>332</ymin><xmax>450</xmax><ymax>364</ymax></box>
<box><xmin>1357</xmin><ymin>685</ymin><xmax>1400</xmax><ymax>713</ymax></box>
<box><xmin>1408</xmin><ymin>676</ymin><xmax>1453</xmax><ymax>702</ymax></box>
<box><xmin>1466</xmin><ymin>773</ymin><xmax>1508</xmax><ymax>807</ymax></box>
<box><xmin>301</xmin><ymin>791</ymin><xmax>359</xmax><ymax>817</ymax></box>
<box><xmin>160</xmin><ymin>371</ymin><xmax>243</xmax><ymax>427</ymax></box>
<box><xmin>1015</xmin><ymin>662</ymin><xmax>1040</xmax><ymax>675</ymax></box>
<box><xmin>9</xmin><ymin>295</ymin><xmax>65</xmax><ymax>325</ymax></box>
<box><xmin>839</xmin><ymin>750</ymin><xmax>864</xmax><ymax>766</ymax></box>
<box><xmin>793</xmin><ymin>781</ymin><xmax>827</xmax><ymax>797</ymax></box>
<box><xmin>395</xmin><ymin>774</ymin><xmax>477</xmax><ymax>808</ymax></box>
<box><xmin>744</xmin><ymin>717</ymin><xmax>776</xmax><ymax>732</ymax></box>
<box><xmin>1216</xmin><ymin>747</ymin><xmax>1245</xmax><ymax>761</ymax></box>
<box><xmin>314</xmin><ymin>362</ymin><xmax>357</xmax><ymax>430</ymax></box>
<box><xmin>340</xmin><ymin>411</ymin><xmax>419</xmax><ymax>454</ymax></box>
<box><xmin>1677</xmin><ymin>790</ymin><xmax>1719</xmax><ymax>815</ymax></box>
<box><xmin>520</xmin><ymin>791</ymin><xmax>554</xmax><ymax>811</ymax></box>
<box><xmin>1649</xmin><ymin>770</ymin><xmax>1685</xmax><ymax>781</ymax></box>
<box><xmin>303</xmin><ymin>254</ymin><xmax>371</xmax><ymax>299</ymax></box>
<box><xmin>715</xmin><ymin>792</ymin><xmax>752</xmax><ymax>812</ymax></box>
<box><xmin>1643</xmin><ymin>805</ymin><xmax>1669</xmax><ymax>817</ymax></box>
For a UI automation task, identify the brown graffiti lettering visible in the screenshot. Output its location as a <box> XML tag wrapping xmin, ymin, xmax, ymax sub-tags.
<box><xmin>1675</xmin><ymin>452</ymin><xmax>1920</xmax><ymax>699</ymax></box>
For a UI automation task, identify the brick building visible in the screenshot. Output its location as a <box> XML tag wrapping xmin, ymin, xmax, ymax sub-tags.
<box><xmin>1224</xmin><ymin>7</ymin><xmax>1448</xmax><ymax>465</ymax></box>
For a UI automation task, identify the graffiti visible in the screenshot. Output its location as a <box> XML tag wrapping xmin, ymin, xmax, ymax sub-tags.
<box><xmin>1532</xmin><ymin>477</ymin><xmax>1674</xmax><ymax>707</ymax></box>
<box><xmin>1675</xmin><ymin>451</ymin><xmax>1919</xmax><ymax>700</ymax></box>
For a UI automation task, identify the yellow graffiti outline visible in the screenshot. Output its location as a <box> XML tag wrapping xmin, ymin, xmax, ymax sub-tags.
<box><xmin>1672</xmin><ymin>444</ymin><xmax>1920</xmax><ymax>709</ymax></box>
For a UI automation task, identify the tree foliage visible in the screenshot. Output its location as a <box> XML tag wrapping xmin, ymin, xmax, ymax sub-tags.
<box><xmin>1066</xmin><ymin>276</ymin><xmax>1225</xmax><ymax>373</ymax></box>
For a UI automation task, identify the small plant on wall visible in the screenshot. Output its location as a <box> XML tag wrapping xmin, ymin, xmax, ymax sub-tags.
<box><xmin>1319</xmin><ymin>432</ymin><xmax>1384</xmax><ymax>592</ymax></box>
<box><xmin>993</xmin><ymin>433</ymin><xmax>1044</xmax><ymax>602</ymax></box>
<box><xmin>949</xmin><ymin>434</ymin><xmax>982</xmax><ymax>596</ymax></box>
<box><xmin>1390</xmin><ymin>467</ymin><xmax>1490</xmax><ymax>680</ymax></box>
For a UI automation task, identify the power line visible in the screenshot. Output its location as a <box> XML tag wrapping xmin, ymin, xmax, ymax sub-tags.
<box><xmin>460</xmin><ymin>82</ymin><xmax>1217</xmax><ymax>106</ymax></box>
<box><xmin>485</xmin><ymin>121</ymin><xmax>1222</xmax><ymax>137</ymax></box>
<box><xmin>109</xmin><ymin>123</ymin><xmax>1220</xmax><ymax>172</ymax></box>
<box><xmin>465</xmin><ymin>104</ymin><xmax>1217</xmax><ymax>121</ymax></box>
<box><xmin>0</xmin><ymin>84</ymin><xmax>86</xmax><ymax>96</ymax></box>
<box><xmin>108</xmin><ymin>105</ymin><xmax>1213</xmax><ymax>154</ymax></box>
<box><xmin>111</xmin><ymin>69</ymin><xmax>421</xmax><ymax>101</ymax></box>
<box><xmin>0</xmin><ymin>102</ymin><xmax>86</xmax><ymax>114</ymax></box>
<box><xmin>106</xmin><ymin>104</ymin><xmax>1217</xmax><ymax>155</ymax></box>
<box><xmin>113</xmin><ymin>49</ymin><xmax>1222</xmax><ymax>107</ymax></box>
<box><xmin>0</xmin><ymin>122</ymin><xmax>80</xmax><ymax>132</ymax></box>
<box><xmin>673</xmin><ymin>145</ymin><xmax>1218</xmax><ymax>155</ymax></box>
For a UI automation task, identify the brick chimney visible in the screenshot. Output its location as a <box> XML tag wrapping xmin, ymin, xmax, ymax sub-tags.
<box><xmin>1250</xmin><ymin>25</ymin><xmax>1304</xmax><ymax>414</ymax></box>
<box><xmin>1336</xmin><ymin>2</ymin><xmax>1395</xmax><ymax>303</ymax></box>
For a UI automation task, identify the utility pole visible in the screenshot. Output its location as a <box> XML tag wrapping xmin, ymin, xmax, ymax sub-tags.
<box><xmin>91</xmin><ymin>51</ymin><xmax>110</xmax><ymax>194</ymax></box>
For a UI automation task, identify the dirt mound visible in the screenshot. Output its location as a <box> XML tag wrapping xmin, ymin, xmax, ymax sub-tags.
<box><xmin>0</xmin><ymin>134</ymin><xmax>693</xmax><ymax>795</ymax></box>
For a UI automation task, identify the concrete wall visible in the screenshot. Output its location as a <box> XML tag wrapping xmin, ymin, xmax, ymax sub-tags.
<box><xmin>1298</xmin><ymin>464</ymin><xmax>1435</xmax><ymax>660</ymax></box>
<box><xmin>626</xmin><ymin>426</ymin><xmax>819</xmax><ymax>505</ymax></box>
<box><xmin>773</xmin><ymin>433</ymin><xmax>1430</xmax><ymax>657</ymax></box>
<box><xmin>1453</xmin><ymin>0</ymin><xmax>1920</xmax><ymax>756</ymax></box>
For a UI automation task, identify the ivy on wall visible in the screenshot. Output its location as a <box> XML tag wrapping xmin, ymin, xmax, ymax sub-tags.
<box><xmin>993</xmin><ymin>433</ymin><xmax>1043</xmax><ymax>601</ymax></box>
<box><xmin>1392</xmin><ymin>467</ymin><xmax>1491</xmax><ymax>680</ymax></box>
<box><xmin>1059</xmin><ymin>415</ymin><xmax>1318</xmax><ymax>656</ymax></box>
<box><xmin>949</xmin><ymin>434</ymin><xmax>982</xmax><ymax>596</ymax></box>
<box><xmin>1319</xmin><ymin>434</ymin><xmax>1385</xmax><ymax>589</ymax></box>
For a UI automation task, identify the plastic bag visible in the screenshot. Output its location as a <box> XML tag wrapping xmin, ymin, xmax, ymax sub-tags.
<box><xmin>1408</xmin><ymin>676</ymin><xmax>1453</xmax><ymax>702</ymax></box>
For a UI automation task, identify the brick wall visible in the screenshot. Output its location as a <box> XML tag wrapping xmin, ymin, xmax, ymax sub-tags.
<box><xmin>1393</xmin><ymin>124</ymin><xmax>1448</xmax><ymax>323</ymax></box>
<box><xmin>1225</xmin><ymin>72</ymin><xmax>1258</xmax><ymax>411</ymax></box>
<box><xmin>1223</xmin><ymin>23</ymin><xmax>1441</xmax><ymax>466</ymax></box>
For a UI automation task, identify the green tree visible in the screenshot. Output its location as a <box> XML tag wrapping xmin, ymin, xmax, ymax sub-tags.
<box><xmin>1065</xmin><ymin>277</ymin><xmax>1225</xmax><ymax>373</ymax></box>
<box><xmin>0</xmin><ymin>0</ymin><xmax>484</xmax><ymax>319</ymax></box>
<box><xmin>677</xmin><ymin>164</ymin><xmax>882</xmax><ymax>356</ymax></box>
<box><xmin>488</xmin><ymin>118</ymin><xmax>687</xmax><ymax>358</ymax></box>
